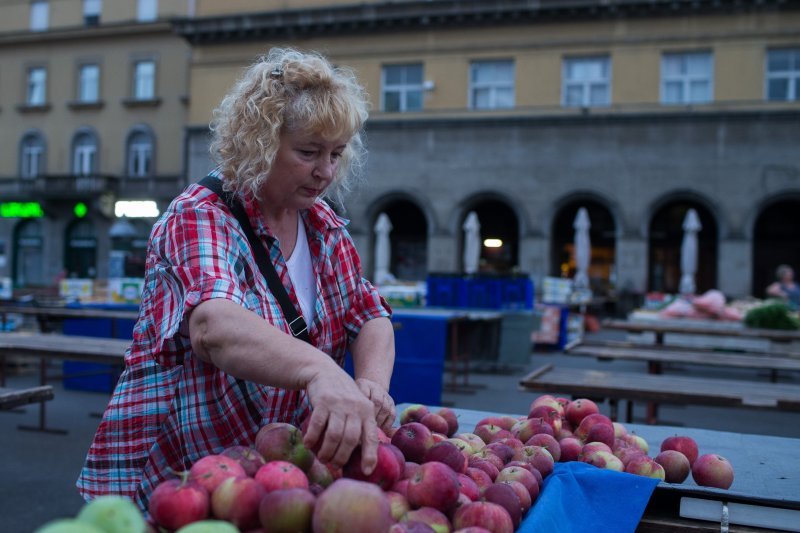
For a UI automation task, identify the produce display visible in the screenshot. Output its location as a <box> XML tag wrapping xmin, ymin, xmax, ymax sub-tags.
<box><xmin>35</xmin><ymin>397</ymin><xmax>734</xmax><ymax>533</ymax></box>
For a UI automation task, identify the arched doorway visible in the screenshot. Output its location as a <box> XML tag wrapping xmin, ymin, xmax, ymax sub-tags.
<box><xmin>65</xmin><ymin>219</ymin><xmax>97</xmax><ymax>278</ymax></box>
<box><xmin>460</xmin><ymin>199</ymin><xmax>519</xmax><ymax>274</ymax></box>
<box><xmin>551</xmin><ymin>200</ymin><xmax>616</xmax><ymax>295</ymax></box>
<box><xmin>648</xmin><ymin>201</ymin><xmax>717</xmax><ymax>294</ymax></box>
<box><xmin>13</xmin><ymin>219</ymin><xmax>45</xmax><ymax>287</ymax></box>
<box><xmin>752</xmin><ymin>198</ymin><xmax>800</xmax><ymax>297</ymax></box>
<box><xmin>378</xmin><ymin>200</ymin><xmax>428</xmax><ymax>281</ymax></box>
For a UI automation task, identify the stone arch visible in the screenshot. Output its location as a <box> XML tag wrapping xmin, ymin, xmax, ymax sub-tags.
<box><xmin>366</xmin><ymin>192</ymin><xmax>432</xmax><ymax>281</ymax></box>
<box><xmin>749</xmin><ymin>192</ymin><xmax>800</xmax><ymax>297</ymax></box>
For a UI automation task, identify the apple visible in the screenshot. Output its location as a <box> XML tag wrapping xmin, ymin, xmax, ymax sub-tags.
<box><xmin>474</xmin><ymin>424</ymin><xmax>512</xmax><ymax>444</ymax></box>
<box><xmin>529</xmin><ymin>394</ymin><xmax>564</xmax><ymax>416</ymax></box>
<box><xmin>386</xmin><ymin>491</ymin><xmax>411</xmax><ymax>521</ymax></box>
<box><xmin>149</xmin><ymin>477</ymin><xmax>209</xmax><ymax>530</ymax></box>
<box><xmin>456</xmin><ymin>473</ymin><xmax>482</xmax><ymax>501</ymax></box>
<box><xmin>436</xmin><ymin>407</ymin><xmax>459</xmax><ymax>436</ymax></box>
<box><xmin>654</xmin><ymin>450</ymin><xmax>690</xmax><ymax>484</ymax></box>
<box><xmin>188</xmin><ymin>454</ymin><xmax>247</xmax><ymax>495</ymax></box>
<box><xmin>391</xmin><ymin>478</ymin><xmax>410</xmax><ymax>498</ymax></box>
<box><xmin>614</xmin><ymin>446</ymin><xmax>646</xmax><ymax>468</ymax></box>
<box><xmin>407</xmin><ymin>461</ymin><xmax>461</xmax><ymax>512</ymax></box>
<box><xmin>258</xmin><ymin>488</ymin><xmax>315</xmax><ymax>533</ymax></box>
<box><xmin>446</xmin><ymin>438</ymin><xmax>474</xmax><ymax>459</ymax></box>
<box><xmin>500</xmin><ymin>480</ymin><xmax>532</xmax><ymax>513</ymax></box>
<box><xmin>660</xmin><ymin>435</ymin><xmax>699</xmax><ymax>466</ymax></box>
<box><xmin>343</xmin><ymin>443</ymin><xmax>402</xmax><ymax>490</ymax></box>
<box><xmin>494</xmin><ymin>437</ymin><xmax>525</xmax><ymax>456</ymax></box>
<box><xmin>558</xmin><ymin>437</ymin><xmax>582</xmax><ymax>462</ymax></box>
<box><xmin>400</xmin><ymin>404</ymin><xmax>431</xmax><ymax>425</ymax></box>
<box><xmin>456</xmin><ymin>433</ymin><xmax>486</xmax><ymax>452</ymax></box>
<box><xmin>175</xmin><ymin>520</ymin><xmax>239</xmax><ymax>533</ymax></box>
<box><xmin>312</xmin><ymin>479</ymin><xmax>393</xmax><ymax>532</ymax></box>
<box><xmin>582</xmin><ymin>450</ymin><xmax>623</xmax><ymax>471</ymax></box>
<box><xmin>527</xmin><ymin>406</ymin><xmax>562</xmax><ymax>434</ymax></box>
<box><xmin>691</xmin><ymin>454</ymin><xmax>734</xmax><ymax>489</ymax></box>
<box><xmin>254</xmin><ymin>423</ymin><xmax>314</xmax><ymax>472</ymax></box>
<box><xmin>514</xmin><ymin>445</ymin><xmax>555</xmax><ymax>478</ymax></box>
<box><xmin>307</xmin><ymin>457</ymin><xmax>335</xmax><ymax>488</ymax></box>
<box><xmin>625</xmin><ymin>455</ymin><xmax>666</xmax><ymax>481</ymax></box>
<box><xmin>254</xmin><ymin>460</ymin><xmax>309</xmax><ymax>492</ymax></box>
<box><xmin>420</xmin><ymin>412</ymin><xmax>450</xmax><ymax>435</ymax></box>
<box><xmin>581</xmin><ymin>441</ymin><xmax>612</xmax><ymax>458</ymax></box>
<box><xmin>624</xmin><ymin>433</ymin><xmax>650</xmax><ymax>454</ymax></box>
<box><xmin>454</xmin><ymin>501</ymin><xmax>514</xmax><ymax>533</ymax></box>
<box><xmin>386</xmin><ymin>443</ymin><xmax>407</xmax><ymax>470</ymax></box>
<box><xmin>470</xmin><ymin>450</ymin><xmax>505</xmax><ymax>472</ymax></box>
<box><xmin>510</xmin><ymin>417</ymin><xmax>553</xmax><ymax>442</ymax></box>
<box><xmin>465</xmin><ymin>467</ymin><xmax>494</xmax><ymax>493</ymax></box>
<box><xmin>392</xmin><ymin>422</ymin><xmax>435</xmax><ymax>463</ymax></box>
<box><xmin>524</xmin><ymin>434</ymin><xmax>561</xmax><ymax>462</ymax></box>
<box><xmin>565</xmin><ymin>398</ymin><xmax>600</xmax><ymax>427</ymax></box>
<box><xmin>405</xmin><ymin>507</ymin><xmax>451</xmax><ymax>533</ymax></box>
<box><xmin>574</xmin><ymin>413</ymin><xmax>613</xmax><ymax>443</ymax></box>
<box><xmin>423</xmin><ymin>441</ymin><xmax>468</xmax><ymax>473</ymax></box>
<box><xmin>495</xmin><ymin>466</ymin><xmax>538</xmax><ymax>499</ymax></box>
<box><xmin>403</xmin><ymin>461</ymin><xmax>421</xmax><ymax>480</ymax></box>
<box><xmin>613</xmin><ymin>422</ymin><xmax>627</xmax><ymax>439</ymax></box>
<box><xmin>220</xmin><ymin>445</ymin><xmax>266</xmax><ymax>477</ymax></box>
<box><xmin>390</xmin><ymin>521</ymin><xmax>437</xmax><ymax>533</ymax></box>
<box><xmin>75</xmin><ymin>495</ymin><xmax>146</xmax><ymax>533</ymax></box>
<box><xmin>483</xmin><ymin>442</ymin><xmax>515</xmax><ymax>465</ymax></box>
<box><xmin>34</xmin><ymin>519</ymin><xmax>105</xmax><ymax>533</ymax></box>
<box><xmin>475</xmin><ymin>416</ymin><xmax>517</xmax><ymax>431</ymax></box>
<box><xmin>211</xmin><ymin>476</ymin><xmax>266</xmax><ymax>530</ymax></box>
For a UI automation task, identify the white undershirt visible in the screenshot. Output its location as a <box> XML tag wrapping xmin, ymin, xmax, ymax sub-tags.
<box><xmin>285</xmin><ymin>215</ymin><xmax>317</xmax><ymax>325</ymax></box>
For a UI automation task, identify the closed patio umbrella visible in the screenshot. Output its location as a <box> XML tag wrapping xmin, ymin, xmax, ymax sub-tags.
<box><xmin>573</xmin><ymin>207</ymin><xmax>591</xmax><ymax>290</ymax></box>
<box><xmin>679</xmin><ymin>208</ymin><xmax>702</xmax><ymax>295</ymax></box>
<box><xmin>373</xmin><ymin>212</ymin><xmax>396</xmax><ymax>285</ymax></box>
<box><xmin>463</xmin><ymin>211</ymin><xmax>481</xmax><ymax>275</ymax></box>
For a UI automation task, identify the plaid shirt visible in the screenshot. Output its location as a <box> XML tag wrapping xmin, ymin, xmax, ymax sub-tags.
<box><xmin>77</xmin><ymin>178</ymin><xmax>391</xmax><ymax>509</ymax></box>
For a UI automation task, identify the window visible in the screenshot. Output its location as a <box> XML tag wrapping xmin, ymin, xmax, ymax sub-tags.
<box><xmin>20</xmin><ymin>133</ymin><xmax>45</xmax><ymax>178</ymax></box>
<box><xmin>137</xmin><ymin>0</ymin><xmax>157</xmax><ymax>22</ymax></box>
<box><xmin>133</xmin><ymin>60</ymin><xmax>155</xmax><ymax>100</ymax></box>
<box><xmin>83</xmin><ymin>0</ymin><xmax>101</xmax><ymax>25</ymax></box>
<box><xmin>127</xmin><ymin>130</ymin><xmax>154</xmax><ymax>177</ymax></box>
<box><xmin>30</xmin><ymin>1</ymin><xmax>48</xmax><ymax>31</ymax></box>
<box><xmin>766</xmin><ymin>48</ymin><xmax>800</xmax><ymax>102</ymax></box>
<box><xmin>661</xmin><ymin>51</ymin><xmax>713</xmax><ymax>105</ymax></box>
<box><xmin>469</xmin><ymin>60</ymin><xmax>515</xmax><ymax>109</ymax></box>
<box><xmin>562</xmin><ymin>56</ymin><xmax>611</xmax><ymax>107</ymax></box>
<box><xmin>73</xmin><ymin>132</ymin><xmax>97</xmax><ymax>176</ymax></box>
<box><xmin>27</xmin><ymin>67</ymin><xmax>47</xmax><ymax>106</ymax></box>
<box><xmin>382</xmin><ymin>64</ymin><xmax>424</xmax><ymax>112</ymax></box>
<box><xmin>78</xmin><ymin>64</ymin><xmax>100</xmax><ymax>103</ymax></box>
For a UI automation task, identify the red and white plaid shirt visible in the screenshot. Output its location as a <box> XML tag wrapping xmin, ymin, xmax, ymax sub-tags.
<box><xmin>77</xmin><ymin>177</ymin><xmax>390</xmax><ymax>509</ymax></box>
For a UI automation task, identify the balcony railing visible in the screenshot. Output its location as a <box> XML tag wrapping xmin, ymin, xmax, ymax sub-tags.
<box><xmin>0</xmin><ymin>174</ymin><xmax>184</xmax><ymax>201</ymax></box>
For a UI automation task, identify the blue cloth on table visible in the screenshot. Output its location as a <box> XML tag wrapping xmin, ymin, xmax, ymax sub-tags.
<box><xmin>518</xmin><ymin>462</ymin><xmax>659</xmax><ymax>533</ymax></box>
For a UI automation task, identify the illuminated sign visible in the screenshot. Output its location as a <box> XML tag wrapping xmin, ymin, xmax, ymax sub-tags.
<box><xmin>74</xmin><ymin>202</ymin><xmax>88</xmax><ymax>218</ymax></box>
<box><xmin>115</xmin><ymin>201</ymin><xmax>159</xmax><ymax>218</ymax></box>
<box><xmin>0</xmin><ymin>202</ymin><xmax>44</xmax><ymax>218</ymax></box>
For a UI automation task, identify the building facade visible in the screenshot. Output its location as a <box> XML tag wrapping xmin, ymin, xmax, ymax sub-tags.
<box><xmin>2</xmin><ymin>0</ymin><xmax>799</xmax><ymax>301</ymax></box>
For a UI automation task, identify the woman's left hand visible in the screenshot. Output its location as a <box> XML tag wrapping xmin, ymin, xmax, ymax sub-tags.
<box><xmin>356</xmin><ymin>378</ymin><xmax>396</xmax><ymax>431</ymax></box>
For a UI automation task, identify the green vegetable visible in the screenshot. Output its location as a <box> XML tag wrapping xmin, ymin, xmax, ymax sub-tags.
<box><xmin>743</xmin><ymin>301</ymin><xmax>800</xmax><ymax>330</ymax></box>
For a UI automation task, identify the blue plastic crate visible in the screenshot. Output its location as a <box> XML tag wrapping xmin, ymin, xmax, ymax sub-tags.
<box><xmin>425</xmin><ymin>275</ymin><xmax>467</xmax><ymax>307</ymax></box>
<box><xmin>464</xmin><ymin>277</ymin><xmax>503</xmax><ymax>309</ymax></box>
<box><xmin>63</xmin><ymin>361</ymin><xmax>122</xmax><ymax>394</ymax></box>
<box><xmin>344</xmin><ymin>355</ymin><xmax>443</xmax><ymax>406</ymax></box>
<box><xmin>500</xmin><ymin>277</ymin><xmax>534</xmax><ymax>310</ymax></box>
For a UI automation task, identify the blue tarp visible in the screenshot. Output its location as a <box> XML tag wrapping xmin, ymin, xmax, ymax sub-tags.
<box><xmin>519</xmin><ymin>462</ymin><xmax>659</xmax><ymax>533</ymax></box>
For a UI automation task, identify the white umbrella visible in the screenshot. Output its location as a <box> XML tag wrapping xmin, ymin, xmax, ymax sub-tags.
<box><xmin>462</xmin><ymin>211</ymin><xmax>481</xmax><ymax>275</ymax></box>
<box><xmin>573</xmin><ymin>207</ymin><xmax>591</xmax><ymax>290</ymax></box>
<box><xmin>373</xmin><ymin>213</ymin><xmax>396</xmax><ymax>285</ymax></box>
<box><xmin>679</xmin><ymin>208</ymin><xmax>702</xmax><ymax>295</ymax></box>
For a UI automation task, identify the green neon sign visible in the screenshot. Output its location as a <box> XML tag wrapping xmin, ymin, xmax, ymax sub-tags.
<box><xmin>0</xmin><ymin>202</ymin><xmax>44</xmax><ymax>218</ymax></box>
<box><xmin>74</xmin><ymin>202</ymin><xmax>88</xmax><ymax>218</ymax></box>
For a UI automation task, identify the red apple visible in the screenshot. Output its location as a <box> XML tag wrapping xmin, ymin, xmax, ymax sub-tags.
<box><xmin>496</xmin><ymin>466</ymin><xmax>539</xmax><ymax>499</ymax></box>
<box><xmin>400</xmin><ymin>404</ymin><xmax>431</xmax><ymax>425</ymax></box>
<box><xmin>211</xmin><ymin>476</ymin><xmax>266</xmax><ymax>530</ymax></box>
<box><xmin>614</xmin><ymin>447</ymin><xmax>646</xmax><ymax>469</ymax></box>
<box><xmin>343</xmin><ymin>443</ymin><xmax>402</xmax><ymax>490</ymax></box>
<box><xmin>691</xmin><ymin>454</ymin><xmax>734</xmax><ymax>489</ymax></box>
<box><xmin>565</xmin><ymin>398</ymin><xmax>600</xmax><ymax>427</ymax></box>
<box><xmin>188</xmin><ymin>455</ymin><xmax>247</xmax><ymax>495</ymax></box>
<box><xmin>220</xmin><ymin>446</ymin><xmax>266</xmax><ymax>478</ymax></box>
<box><xmin>392</xmin><ymin>422</ymin><xmax>435</xmax><ymax>464</ymax></box>
<box><xmin>446</xmin><ymin>438</ymin><xmax>474</xmax><ymax>459</ymax></box>
<box><xmin>558</xmin><ymin>437</ymin><xmax>582</xmax><ymax>462</ymax></box>
<box><xmin>469</xmin><ymin>460</ymin><xmax>500</xmax><ymax>481</ymax></box>
<box><xmin>527</xmin><ymin>406</ymin><xmax>562</xmax><ymax>434</ymax></box>
<box><xmin>511</xmin><ymin>417</ymin><xmax>554</xmax><ymax>442</ymax></box>
<box><xmin>454</xmin><ymin>501</ymin><xmax>514</xmax><ymax>533</ymax></box>
<box><xmin>483</xmin><ymin>481</ymin><xmax>522</xmax><ymax>527</ymax></box>
<box><xmin>530</xmin><ymin>394</ymin><xmax>564</xmax><ymax>416</ymax></box>
<box><xmin>660</xmin><ymin>435</ymin><xmax>699</xmax><ymax>466</ymax></box>
<box><xmin>514</xmin><ymin>445</ymin><xmax>555</xmax><ymax>478</ymax></box>
<box><xmin>500</xmin><ymin>480</ymin><xmax>532</xmax><ymax>513</ymax></box>
<box><xmin>149</xmin><ymin>477</ymin><xmax>209</xmax><ymax>530</ymax></box>
<box><xmin>254</xmin><ymin>422</ymin><xmax>314</xmax><ymax>472</ymax></box>
<box><xmin>390</xmin><ymin>521</ymin><xmax>437</xmax><ymax>533</ymax></box>
<box><xmin>474</xmin><ymin>424</ymin><xmax>512</xmax><ymax>445</ymax></box>
<box><xmin>386</xmin><ymin>490</ymin><xmax>411</xmax><ymax>521</ymax></box>
<box><xmin>456</xmin><ymin>433</ymin><xmax>486</xmax><ymax>452</ymax></box>
<box><xmin>582</xmin><ymin>450</ymin><xmax>623</xmax><ymax>471</ymax></box>
<box><xmin>475</xmin><ymin>416</ymin><xmax>517</xmax><ymax>431</ymax></box>
<box><xmin>423</xmin><ymin>441</ymin><xmax>467</xmax><ymax>474</ymax></box>
<box><xmin>407</xmin><ymin>461</ymin><xmax>461</xmax><ymax>512</ymax></box>
<box><xmin>574</xmin><ymin>413</ymin><xmax>613</xmax><ymax>443</ymax></box>
<box><xmin>436</xmin><ymin>407</ymin><xmax>459</xmax><ymax>437</ymax></box>
<box><xmin>483</xmin><ymin>442</ymin><xmax>515</xmax><ymax>465</ymax></box>
<box><xmin>623</xmin><ymin>433</ymin><xmax>650</xmax><ymax>454</ymax></box>
<box><xmin>456</xmin><ymin>473</ymin><xmax>481</xmax><ymax>501</ymax></box>
<box><xmin>420</xmin><ymin>413</ymin><xmax>450</xmax><ymax>435</ymax></box>
<box><xmin>259</xmin><ymin>488</ymin><xmax>315</xmax><ymax>533</ymax></box>
<box><xmin>312</xmin><ymin>478</ymin><xmax>393</xmax><ymax>532</ymax></box>
<box><xmin>625</xmin><ymin>455</ymin><xmax>665</xmax><ymax>480</ymax></box>
<box><xmin>465</xmin><ymin>467</ymin><xmax>494</xmax><ymax>493</ymax></box>
<box><xmin>307</xmin><ymin>458</ymin><xmax>334</xmax><ymax>489</ymax></box>
<box><xmin>525</xmin><ymin>434</ymin><xmax>561</xmax><ymax>462</ymax></box>
<box><xmin>405</xmin><ymin>507</ymin><xmax>451</xmax><ymax>533</ymax></box>
<box><xmin>391</xmin><ymin>478</ymin><xmax>410</xmax><ymax>498</ymax></box>
<box><xmin>654</xmin><ymin>450</ymin><xmax>690</xmax><ymax>484</ymax></box>
<box><xmin>403</xmin><ymin>462</ymin><xmax>421</xmax><ymax>480</ymax></box>
<box><xmin>581</xmin><ymin>441</ymin><xmax>612</xmax><ymax>458</ymax></box>
<box><xmin>254</xmin><ymin>460</ymin><xmax>309</xmax><ymax>493</ymax></box>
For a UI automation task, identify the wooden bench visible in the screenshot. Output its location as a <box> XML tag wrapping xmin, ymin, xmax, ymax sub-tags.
<box><xmin>0</xmin><ymin>385</ymin><xmax>54</xmax><ymax>411</ymax></box>
<box><xmin>519</xmin><ymin>364</ymin><xmax>800</xmax><ymax>423</ymax></box>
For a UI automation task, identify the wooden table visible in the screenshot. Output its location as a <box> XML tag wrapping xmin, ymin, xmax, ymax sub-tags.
<box><xmin>519</xmin><ymin>363</ymin><xmax>800</xmax><ymax>422</ymax></box>
<box><xmin>603</xmin><ymin>318</ymin><xmax>800</xmax><ymax>345</ymax></box>
<box><xmin>0</xmin><ymin>332</ymin><xmax>129</xmax><ymax>433</ymax></box>
<box><xmin>0</xmin><ymin>304</ymin><xmax>138</xmax><ymax>336</ymax></box>
<box><xmin>0</xmin><ymin>385</ymin><xmax>54</xmax><ymax>410</ymax></box>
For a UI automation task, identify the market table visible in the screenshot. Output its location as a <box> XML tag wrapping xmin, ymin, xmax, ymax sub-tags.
<box><xmin>0</xmin><ymin>385</ymin><xmax>53</xmax><ymax>410</ymax></box>
<box><xmin>0</xmin><ymin>304</ymin><xmax>138</xmax><ymax>336</ymax></box>
<box><xmin>0</xmin><ymin>332</ymin><xmax>129</xmax><ymax>433</ymax></box>
<box><xmin>428</xmin><ymin>405</ymin><xmax>800</xmax><ymax>532</ymax></box>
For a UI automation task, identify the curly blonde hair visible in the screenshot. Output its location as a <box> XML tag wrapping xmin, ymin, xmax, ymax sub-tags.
<box><xmin>209</xmin><ymin>48</ymin><xmax>370</xmax><ymax>204</ymax></box>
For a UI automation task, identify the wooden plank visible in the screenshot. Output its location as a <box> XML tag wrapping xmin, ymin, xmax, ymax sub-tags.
<box><xmin>0</xmin><ymin>385</ymin><xmax>54</xmax><ymax>410</ymax></box>
<box><xmin>518</xmin><ymin>366</ymin><xmax>800</xmax><ymax>411</ymax></box>
<box><xmin>0</xmin><ymin>332</ymin><xmax>128</xmax><ymax>364</ymax></box>
<box><xmin>567</xmin><ymin>343</ymin><xmax>800</xmax><ymax>372</ymax></box>
<box><xmin>584</xmin><ymin>339</ymin><xmax>800</xmax><ymax>359</ymax></box>
<box><xmin>603</xmin><ymin>319</ymin><xmax>800</xmax><ymax>342</ymax></box>
<box><xmin>0</xmin><ymin>305</ymin><xmax>138</xmax><ymax>321</ymax></box>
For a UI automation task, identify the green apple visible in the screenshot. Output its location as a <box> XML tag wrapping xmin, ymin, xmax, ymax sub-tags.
<box><xmin>35</xmin><ymin>518</ymin><xmax>104</xmax><ymax>533</ymax></box>
<box><xmin>176</xmin><ymin>520</ymin><xmax>240</xmax><ymax>532</ymax></box>
<box><xmin>76</xmin><ymin>495</ymin><xmax>147</xmax><ymax>533</ymax></box>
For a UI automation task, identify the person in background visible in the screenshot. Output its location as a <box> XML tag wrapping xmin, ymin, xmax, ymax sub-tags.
<box><xmin>766</xmin><ymin>264</ymin><xmax>800</xmax><ymax>310</ymax></box>
<box><xmin>77</xmin><ymin>47</ymin><xmax>395</xmax><ymax>510</ymax></box>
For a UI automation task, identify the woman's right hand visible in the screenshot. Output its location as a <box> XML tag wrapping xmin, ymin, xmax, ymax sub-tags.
<box><xmin>302</xmin><ymin>366</ymin><xmax>379</xmax><ymax>475</ymax></box>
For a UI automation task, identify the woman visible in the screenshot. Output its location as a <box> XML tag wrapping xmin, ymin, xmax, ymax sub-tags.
<box><xmin>78</xmin><ymin>48</ymin><xmax>395</xmax><ymax>509</ymax></box>
<box><xmin>766</xmin><ymin>264</ymin><xmax>800</xmax><ymax>310</ymax></box>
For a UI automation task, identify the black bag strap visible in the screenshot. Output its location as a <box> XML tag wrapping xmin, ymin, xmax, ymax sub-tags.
<box><xmin>199</xmin><ymin>175</ymin><xmax>311</xmax><ymax>344</ymax></box>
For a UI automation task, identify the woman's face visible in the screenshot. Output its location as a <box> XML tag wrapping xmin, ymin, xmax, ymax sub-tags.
<box><xmin>261</xmin><ymin>128</ymin><xmax>348</xmax><ymax>212</ymax></box>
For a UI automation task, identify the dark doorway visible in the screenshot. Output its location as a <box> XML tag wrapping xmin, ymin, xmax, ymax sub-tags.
<box><xmin>65</xmin><ymin>219</ymin><xmax>97</xmax><ymax>278</ymax></box>
<box><xmin>752</xmin><ymin>199</ymin><xmax>800</xmax><ymax>298</ymax></box>
<box><xmin>380</xmin><ymin>200</ymin><xmax>428</xmax><ymax>281</ymax></box>
<box><xmin>461</xmin><ymin>199</ymin><xmax>519</xmax><ymax>274</ymax></box>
